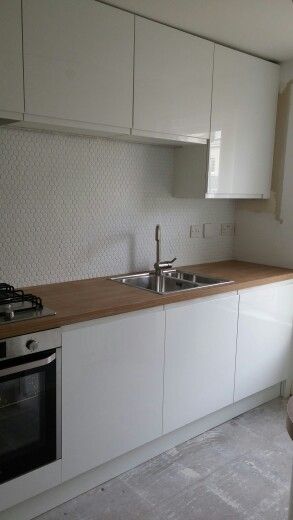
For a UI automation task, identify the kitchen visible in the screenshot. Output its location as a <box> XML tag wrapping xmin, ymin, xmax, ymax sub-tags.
<box><xmin>1</xmin><ymin>0</ymin><xmax>293</xmax><ymax>519</ymax></box>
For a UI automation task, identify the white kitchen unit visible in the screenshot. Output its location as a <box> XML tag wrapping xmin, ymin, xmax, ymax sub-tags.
<box><xmin>234</xmin><ymin>281</ymin><xmax>293</xmax><ymax>402</ymax></box>
<box><xmin>133</xmin><ymin>16</ymin><xmax>214</xmax><ymax>143</ymax></box>
<box><xmin>22</xmin><ymin>0</ymin><xmax>134</xmax><ymax>135</ymax></box>
<box><xmin>207</xmin><ymin>45</ymin><xmax>279</xmax><ymax>198</ymax></box>
<box><xmin>0</xmin><ymin>461</ymin><xmax>61</xmax><ymax>513</ymax></box>
<box><xmin>2</xmin><ymin>279</ymin><xmax>292</xmax><ymax>519</ymax></box>
<box><xmin>0</xmin><ymin>0</ymin><xmax>24</xmax><ymax>123</ymax></box>
<box><xmin>62</xmin><ymin>308</ymin><xmax>165</xmax><ymax>482</ymax></box>
<box><xmin>163</xmin><ymin>293</ymin><xmax>239</xmax><ymax>434</ymax></box>
<box><xmin>173</xmin><ymin>46</ymin><xmax>279</xmax><ymax>198</ymax></box>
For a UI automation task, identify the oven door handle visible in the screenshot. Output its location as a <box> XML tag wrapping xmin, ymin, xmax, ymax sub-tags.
<box><xmin>0</xmin><ymin>353</ymin><xmax>56</xmax><ymax>378</ymax></box>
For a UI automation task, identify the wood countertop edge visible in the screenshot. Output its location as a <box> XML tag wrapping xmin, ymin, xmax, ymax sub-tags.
<box><xmin>1</xmin><ymin>261</ymin><xmax>293</xmax><ymax>340</ymax></box>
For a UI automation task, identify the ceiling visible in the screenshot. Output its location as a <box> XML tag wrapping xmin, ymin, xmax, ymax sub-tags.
<box><xmin>102</xmin><ymin>0</ymin><xmax>293</xmax><ymax>62</ymax></box>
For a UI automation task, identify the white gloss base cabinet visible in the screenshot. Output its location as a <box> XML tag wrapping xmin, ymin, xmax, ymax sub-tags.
<box><xmin>234</xmin><ymin>281</ymin><xmax>293</xmax><ymax>402</ymax></box>
<box><xmin>163</xmin><ymin>294</ymin><xmax>239</xmax><ymax>434</ymax></box>
<box><xmin>61</xmin><ymin>308</ymin><xmax>165</xmax><ymax>482</ymax></box>
<box><xmin>0</xmin><ymin>461</ymin><xmax>61</xmax><ymax>514</ymax></box>
<box><xmin>207</xmin><ymin>45</ymin><xmax>279</xmax><ymax>199</ymax></box>
<box><xmin>0</xmin><ymin>0</ymin><xmax>24</xmax><ymax>122</ymax></box>
<box><xmin>133</xmin><ymin>16</ymin><xmax>214</xmax><ymax>141</ymax></box>
<box><xmin>1</xmin><ymin>283</ymin><xmax>292</xmax><ymax>517</ymax></box>
<box><xmin>0</xmin><ymin>386</ymin><xmax>281</xmax><ymax>520</ymax></box>
<box><xmin>22</xmin><ymin>0</ymin><xmax>134</xmax><ymax>135</ymax></box>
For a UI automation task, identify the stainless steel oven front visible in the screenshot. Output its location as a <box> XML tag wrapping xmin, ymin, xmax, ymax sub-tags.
<box><xmin>0</xmin><ymin>328</ymin><xmax>61</xmax><ymax>485</ymax></box>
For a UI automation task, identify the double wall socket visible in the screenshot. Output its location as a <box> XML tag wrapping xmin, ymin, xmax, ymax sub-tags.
<box><xmin>190</xmin><ymin>223</ymin><xmax>235</xmax><ymax>239</ymax></box>
<box><xmin>203</xmin><ymin>223</ymin><xmax>220</xmax><ymax>238</ymax></box>
<box><xmin>190</xmin><ymin>224</ymin><xmax>202</xmax><ymax>238</ymax></box>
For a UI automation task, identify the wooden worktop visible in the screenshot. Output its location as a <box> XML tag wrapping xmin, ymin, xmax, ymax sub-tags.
<box><xmin>1</xmin><ymin>260</ymin><xmax>293</xmax><ymax>340</ymax></box>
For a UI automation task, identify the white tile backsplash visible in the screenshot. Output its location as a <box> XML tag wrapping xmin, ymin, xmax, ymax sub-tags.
<box><xmin>0</xmin><ymin>128</ymin><xmax>235</xmax><ymax>287</ymax></box>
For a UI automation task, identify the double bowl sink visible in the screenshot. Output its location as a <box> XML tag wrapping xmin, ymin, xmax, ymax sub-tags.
<box><xmin>111</xmin><ymin>270</ymin><xmax>233</xmax><ymax>295</ymax></box>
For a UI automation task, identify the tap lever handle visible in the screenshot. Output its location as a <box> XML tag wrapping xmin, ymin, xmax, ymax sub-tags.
<box><xmin>157</xmin><ymin>258</ymin><xmax>177</xmax><ymax>269</ymax></box>
<box><xmin>163</xmin><ymin>257</ymin><xmax>177</xmax><ymax>266</ymax></box>
<box><xmin>155</xmin><ymin>225</ymin><xmax>161</xmax><ymax>241</ymax></box>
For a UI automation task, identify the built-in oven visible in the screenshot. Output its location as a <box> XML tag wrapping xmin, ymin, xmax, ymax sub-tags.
<box><xmin>0</xmin><ymin>329</ymin><xmax>61</xmax><ymax>485</ymax></box>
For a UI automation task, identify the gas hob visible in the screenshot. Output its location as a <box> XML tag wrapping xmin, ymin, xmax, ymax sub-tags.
<box><xmin>0</xmin><ymin>283</ymin><xmax>55</xmax><ymax>324</ymax></box>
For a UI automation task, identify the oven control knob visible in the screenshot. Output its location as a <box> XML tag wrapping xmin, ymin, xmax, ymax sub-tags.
<box><xmin>26</xmin><ymin>339</ymin><xmax>39</xmax><ymax>352</ymax></box>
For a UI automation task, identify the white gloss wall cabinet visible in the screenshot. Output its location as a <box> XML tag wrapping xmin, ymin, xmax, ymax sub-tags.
<box><xmin>62</xmin><ymin>309</ymin><xmax>165</xmax><ymax>482</ymax></box>
<box><xmin>163</xmin><ymin>294</ymin><xmax>239</xmax><ymax>434</ymax></box>
<box><xmin>207</xmin><ymin>45</ymin><xmax>279</xmax><ymax>199</ymax></box>
<box><xmin>0</xmin><ymin>0</ymin><xmax>24</xmax><ymax>122</ymax></box>
<box><xmin>22</xmin><ymin>0</ymin><xmax>134</xmax><ymax>135</ymax></box>
<box><xmin>234</xmin><ymin>282</ymin><xmax>293</xmax><ymax>402</ymax></box>
<box><xmin>133</xmin><ymin>16</ymin><xmax>214</xmax><ymax>142</ymax></box>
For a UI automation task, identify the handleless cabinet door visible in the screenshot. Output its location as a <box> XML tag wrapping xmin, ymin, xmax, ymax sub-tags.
<box><xmin>163</xmin><ymin>294</ymin><xmax>239</xmax><ymax>434</ymax></box>
<box><xmin>22</xmin><ymin>0</ymin><xmax>134</xmax><ymax>133</ymax></box>
<box><xmin>0</xmin><ymin>0</ymin><xmax>24</xmax><ymax>121</ymax></box>
<box><xmin>62</xmin><ymin>308</ymin><xmax>165</xmax><ymax>482</ymax></box>
<box><xmin>133</xmin><ymin>17</ymin><xmax>214</xmax><ymax>141</ymax></box>
<box><xmin>207</xmin><ymin>45</ymin><xmax>279</xmax><ymax>198</ymax></box>
<box><xmin>234</xmin><ymin>282</ymin><xmax>293</xmax><ymax>402</ymax></box>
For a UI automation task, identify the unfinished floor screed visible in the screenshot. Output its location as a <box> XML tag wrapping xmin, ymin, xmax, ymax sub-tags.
<box><xmin>36</xmin><ymin>398</ymin><xmax>292</xmax><ymax>520</ymax></box>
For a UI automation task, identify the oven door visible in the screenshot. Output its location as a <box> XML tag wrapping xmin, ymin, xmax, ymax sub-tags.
<box><xmin>0</xmin><ymin>348</ymin><xmax>61</xmax><ymax>485</ymax></box>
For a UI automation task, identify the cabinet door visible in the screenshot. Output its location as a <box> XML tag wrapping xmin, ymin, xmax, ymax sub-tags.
<box><xmin>23</xmin><ymin>0</ymin><xmax>134</xmax><ymax>133</ymax></box>
<box><xmin>164</xmin><ymin>294</ymin><xmax>239</xmax><ymax>434</ymax></box>
<box><xmin>62</xmin><ymin>309</ymin><xmax>165</xmax><ymax>481</ymax></box>
<box><xmin>0</xmin><ymin>0</ymin><xmax>24</xmax><ymax>121</ymax></box>
<box><xmin>133</xmin><ymin>16</ymin><xmax>214</xmax><ymax>141</ymax></box>
<box><xmin>234</xmin><ymin>282</ymin><xmax>293</xmax><ymax>402</ymax></box>
<box><xmin>207</xmin><ymin>45</ymin><xmax>279</xmax><ymax>199</ymax></box>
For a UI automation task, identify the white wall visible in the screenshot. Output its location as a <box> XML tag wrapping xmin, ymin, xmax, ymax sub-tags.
<box><xmin>0</xmin><ymin>128</ymin><xmax>235</xmax><ymax>287</ymax></box>
<box><xmin>235</xmin><ymin>60</ymin><xmax>293</xmax><ymax>268</ymax></box>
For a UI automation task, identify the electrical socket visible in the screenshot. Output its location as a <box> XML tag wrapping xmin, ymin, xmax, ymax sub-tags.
<box><xmin>221</xmin><ymin>223</ymin><xmax>235</xmax><ymax>236</ymax></box>
<box><xmin>203</xmin><ymin>223</ymin><xmax>219</xmax><ymax>238</ymax></box>
<box><xmin>190</xmin><ymin>224</ymin><xmax>202</xmax><ymax>238</ymax></box>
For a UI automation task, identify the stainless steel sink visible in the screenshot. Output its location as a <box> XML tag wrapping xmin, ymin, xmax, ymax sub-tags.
<box><xmin>111</xmin><ymin>270</ymin><xmax>233</xmax><ymax>295</ymax></box>
<box><xmin>111</xmin><ymin>225</ymin><xmax>233</xmax><ymax>295</ymax></box>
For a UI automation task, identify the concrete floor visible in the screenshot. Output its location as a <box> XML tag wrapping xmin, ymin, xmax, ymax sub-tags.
<box><xmin>38</xmin><ymin>398</ymin><xmax>292</xmax><ymax>520</ymax></box>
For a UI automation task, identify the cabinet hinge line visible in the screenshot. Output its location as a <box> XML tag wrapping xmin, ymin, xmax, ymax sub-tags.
<box><xmin>232</xmin><ymin>294</ymin><xmax>241</xmax><ymax>403</ymax></box>
<box><xmin>161</xmin><ymin>310</ymin><xmax>167</xmax><ymax>435</ymax></box>
<box><xmin>131</xmin><ymin>16</ymin><xmax>135</xmax><ymax>130</ymax></box>
<box><xmin>21</xmin><ymin>0</ymin><xmax>26</xmax><ymax>113</ymax></box>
